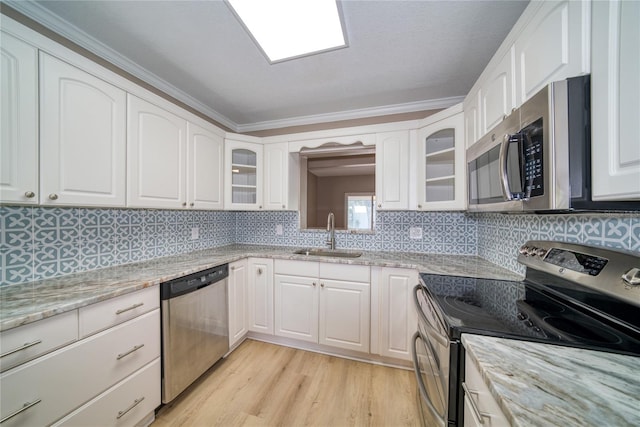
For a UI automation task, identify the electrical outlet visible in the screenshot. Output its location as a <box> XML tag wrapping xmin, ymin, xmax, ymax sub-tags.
<box><xmin>191</xmin><ymin>227</ymin><xmax>199</xmax><ymax>240</ymax></box>
<box><xmin>409</xmin><ymin>226</ymin><xmax>423</xmax><ymax>240</ymax></box>
<box><xmin>275</xmin><ymin>224</ymin><xmax>283</xmax><ymax>236</ymax></box>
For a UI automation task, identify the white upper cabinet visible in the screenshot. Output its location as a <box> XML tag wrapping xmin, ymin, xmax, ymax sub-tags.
<box><xmin>480</xmin><ymin>47</ymin><xmax>515</xmax><ymax>137</ymax></box>
<box><xmin>187</xmin><ymin>122</ymin><xmax>224</xmax><ymax>209</ymax></box>
<box><xmin>225</xmin><ymin>139</ymin><xmax>263</xmax><ymax>210</ymax></box>
<box><xmin>40</xmin><ymin>53</ymin><xmax>126</xmax><ymax>207</ymax></box>
<box><xmin>127</xmin><ymin>95</ymin><xmax>187</xmax><ymax>209</ymax></box>
<box><xmin>417</xmin><ymin>107</ymin><xmax>465</xmax><ymax>210</ymax></box>
<box><xmin>375</xmin><ymin>131</ymin><xmax>410</xmax><ymax>210</ymax></box>
<box><xmin>0</xmin><ymin>31</ymin><xmax>38</xmax><ymax>205</ymax></box>
<box><xmin>463</xmin><ymin>90</ymin><xmax>480</xmax><ymax>150</ymax></box>
<box><xmin>591</xmin><ymin>0</ymin><xmax>640</xmax><ymax>201</ymax></box>
<box><xmin>514</xmin><ymin>0</ymin><xmax>590</xmax><ymax>106</ymax></box>
<box><xmin>263</xmin><ymin>142</ymin><xmax>291</xmax><ymax>210</ymax></box>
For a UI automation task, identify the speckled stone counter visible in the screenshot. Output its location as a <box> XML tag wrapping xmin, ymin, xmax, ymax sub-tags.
<box><xmin>462</xmin><ymin>334</ymin><xmax>640</xmax><ymax>427</ymax></box>
<box><xmin>0</xmin><ymin>244</ymin><xmax>522</xmax><ymax>332</ymax></box>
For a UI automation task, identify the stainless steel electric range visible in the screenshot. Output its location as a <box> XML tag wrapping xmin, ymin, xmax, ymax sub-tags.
<box><xmin>412</xmin><ymin>241</ymin><xmax>640</xmax><ymax>427</ymax></box>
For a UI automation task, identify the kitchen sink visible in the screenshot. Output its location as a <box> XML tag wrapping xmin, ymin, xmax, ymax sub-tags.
<box><xmin>293</xmin><ymin>248</ymin><xmax>363</xmax><ymax>258</ymax></box>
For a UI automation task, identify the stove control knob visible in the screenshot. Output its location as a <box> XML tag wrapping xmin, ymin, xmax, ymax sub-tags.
<box><xmin>519</xmin><ymin>245</ymin><xmax>530</xmax><ymax>255</ymax></box>
<box><xmin>536</xmin><ymin>248</ymin><xmax>548</xmax><ymax>258</ymax></box>
<box><xmin>622</xmin><ymin>268</ymin><xmax>640</xmax><ymax>287</ymax></box>
<box><xmin>524</xmin><ymin>320</ymin><xmax>534</xmax><ymax>327</ymax></box>
<box><xmin>533</xmin><ymin>326</ymin><xmax>542</xmax><ymax>333</ymax></box>
<box><xmin>517</xmin><ymin>312</ymin><xmax>527</xmax><ymax>321</ymax></box>
<box><xmin>526</xmin><ymin>246</ymin><xmax>538</xmax><ymax>257</ymax></box>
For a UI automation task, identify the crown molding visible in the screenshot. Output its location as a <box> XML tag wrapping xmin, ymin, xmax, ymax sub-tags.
<box><xmin>235</xmin><ymin>96</ymin><xmax>465</xmax><ymax>133</ymax></box>
<box><xmin>4</xmin><ymin>0</ymin><xmax>238</xmax><ymax>131</ymax></box>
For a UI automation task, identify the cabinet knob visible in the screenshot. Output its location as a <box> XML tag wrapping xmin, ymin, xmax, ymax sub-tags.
<box><xmin>313</xmin><ymin>282</ymin><xmax>317</xmax><ymax>287</ymax></box>
<box><xmin>190</xmin><ymin>202</ymin><xmax>195</xmax><ymax>207</ymax></box>
<box><xmin>417</xmin><ymin>204</ymin><xmax>422</xmax><ymax>209</ymax></box>
<box><xmin>48</xmin><ymin>193</ymin><xmax>58</xmax><ymax>200</ymax></box>
<box><xmin>377</xmin><ymin>204</ymin><xmax>381</xmax><ymax>208</ymax></box>
<box><xmin>257</xmin><ymin>268</ymin><xmax>263</xmax><ymax>275</ymax></box>
<box><xmin>259</xmin><ymin>205</ymin><xmax>262</xmax><ymax>209</ymax></box>
<box><xmin>320</xmin><ymin>283</ymin><xmax>324</xmax><ymax>288</ymax></box>
<box><xmin>182</xmin><ymin>202</ymin><xmax>187</xmax><ymax>207</ymax></box>
<box><xmin>24</xmin><ymin>191</ymin><xmax>35</xmax><ymax>198</ymax></box>
<box><xmin>231</xmin><ymin>266</ymin><xmax>236</xmax><ymax>271</ymax></box>
<box><xmin>282</xmin><ymin>204</ymin><xmax>285</xmax><ymax>209</ymax></box>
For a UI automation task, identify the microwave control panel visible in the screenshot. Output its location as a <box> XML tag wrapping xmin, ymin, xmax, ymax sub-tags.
<box><xmin>521</xmin><ymin>118</ymin><xmax>544</xmax><ymax>197</ymax></box>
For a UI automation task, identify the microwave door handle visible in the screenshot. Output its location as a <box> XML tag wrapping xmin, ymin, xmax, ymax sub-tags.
<box><xmin>499</xmin><ymin>134</ymin><xmax>514</xmax><ymax>201</ymax></box>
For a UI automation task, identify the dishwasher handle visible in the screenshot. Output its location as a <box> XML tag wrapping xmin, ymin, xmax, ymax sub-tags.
<box><xmin>161</xmin><ymin>264</ymin><xmax>229</xmax><ymax>300</ymax></box>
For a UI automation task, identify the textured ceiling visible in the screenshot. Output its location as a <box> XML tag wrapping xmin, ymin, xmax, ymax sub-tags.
<box><xmin>25</xmin><ymin>0</ymin><xmax>528</xmax><ymax>131</ymax></box>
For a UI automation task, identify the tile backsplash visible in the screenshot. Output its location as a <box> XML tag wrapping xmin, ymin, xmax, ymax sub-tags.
<box><xmin>1</xmin><ymin>206</ymin><xmax>638</xmax><ymax>285</ymax></box>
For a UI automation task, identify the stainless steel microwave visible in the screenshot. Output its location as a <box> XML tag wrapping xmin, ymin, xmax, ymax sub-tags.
<box><xmin>467</xmin><ymin>75</ymin><xmax>638</xmax><ymax>212</ymax></box>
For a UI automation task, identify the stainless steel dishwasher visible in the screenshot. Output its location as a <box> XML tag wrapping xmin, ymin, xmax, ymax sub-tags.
<box><xmin>160</xmin><ymin>263</ymin><xmax>229</xmax><ymax>403</ymax></box>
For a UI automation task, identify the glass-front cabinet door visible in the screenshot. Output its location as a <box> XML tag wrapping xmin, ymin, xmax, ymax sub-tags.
<box><xmin>225</xmin><ymin>139</ymin><xmax>263</xmax><ymax>210</ymax></box>
<box><xmin>417</xmin><ymin>110</ymin><xmax>465</xmax><ymax>210</ymax></box>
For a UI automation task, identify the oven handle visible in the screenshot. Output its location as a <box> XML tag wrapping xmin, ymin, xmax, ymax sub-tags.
<box><xmin>411</xmin><ymin>332</ymin><xmax>446</xmax><ymax>427</ymax></box>
<box><xmin>413</xmin><ymin>284</ymin><xmax>449</xmax><ymax>346</ymax></box>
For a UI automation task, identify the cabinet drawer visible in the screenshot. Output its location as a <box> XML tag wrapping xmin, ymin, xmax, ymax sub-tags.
<box><xmin>0</xmin><ymin>311</ymin><xmax>77</xmax><ymax>373</ymax></box>
<box><xmin>463</xmin><ymin>353</ymin><xmax>509</xmax><ymax>426</ymax></box>
<box><xmin>53</xmin><ymin>358</ymin><xmax>161</xmax><ymax>427</ymax></box>
<box><xmin>79</xmin><ymin>287</ymin><xmax>159</xmax><ymax>338</ymax></box>
<box><xmin>275</xmin><ymin>260</ymin><xmax>319</xmax><ymax>277</ymax></box>
<box><xmin>0</xmin><ymin>310</ymin><xmax>160</xmax><ymax>427</ymax></box>
<box><xmin>319</xmin><ymin>263</ymin><xmax>370</xmax><ymax>282</ymax></box>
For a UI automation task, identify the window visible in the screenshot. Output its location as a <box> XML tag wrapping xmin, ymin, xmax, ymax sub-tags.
<box><xmin>346</xmin><ymin>193</ymin><xmax>375</xmax><ymax>231</ymax></box>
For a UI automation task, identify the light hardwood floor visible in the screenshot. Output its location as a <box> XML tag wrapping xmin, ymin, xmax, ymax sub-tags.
<box><xmin>153</xmin><ymin>339</ymin><xmax>421</xmax><ymax>427</ymax></box>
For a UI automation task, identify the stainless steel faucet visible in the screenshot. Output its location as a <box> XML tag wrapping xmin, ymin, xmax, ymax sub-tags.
<box><xmin>326</xmin><ymin>212</ymin><xmax>335</xmax><ymax>249</ymax></box>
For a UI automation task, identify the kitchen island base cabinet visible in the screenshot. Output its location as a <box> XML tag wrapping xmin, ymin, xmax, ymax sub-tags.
<box><xmin>274</xmin><ymin>260</ymin><xmax>370</xmax><ymax>353</ymax></box>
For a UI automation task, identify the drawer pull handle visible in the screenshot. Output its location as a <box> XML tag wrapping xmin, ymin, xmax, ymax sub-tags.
<box><xmin>0</xmin><ymin>399</ymin><xmax>42</xmax><ymax>423</ymax></box>
<box><xmin>116</xmin><ymin>344</ymin><xmax>144</xmax><ymax>360</ymax></box>
<box><xmin>116</xmin><ymin>396</ymin><xmax>145</xmax><ymax>419</ymax></box>
<box><xmin>462</xmin><ymin>382</ymin><xmax>490</xmax><ymax>424</ymax></box>
<box><xmin>0</xmin><ymin>340</ymin><xmax>42</xmax><ymax>358</ymax></box>
<box><xmin>115</xmin><ymin>302</ymin><xmax>144</xmax><ymax>315</ymax></box>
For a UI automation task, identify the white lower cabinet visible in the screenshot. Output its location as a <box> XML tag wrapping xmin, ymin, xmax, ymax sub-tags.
<box><xmin>375</xmin><ymin>267</ymin><xmax>418</xmax><ymax>361</ymax></box>
<box><xmin>463</xmin><ymin>348</ymin><xmax>509</xmax><ymax>427</ymax></box>
<box><xmin>228</xmin><ymin>259</ymin><xmax>249</xmax><ymax>348</ymax></box>
<box><xmin>274</xmin><ymin>260</ymin><xmax>370</xmax><ymax>353</ymax></box>
<box><xmin>247</xmin><ymin>258</ymin><xmax>274</xmax><ymax>335</ymax></box>
<box><xmin>0</xmin><ymin>309</ymin><xmax>160</xmax><ymax>427</ymax></box>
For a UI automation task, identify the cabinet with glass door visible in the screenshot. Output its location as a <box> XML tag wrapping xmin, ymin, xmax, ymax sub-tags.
<box><xmin>416</xmin><ymin>108</ymin><xmax>465</xmax><ymax>210</ymax></box>
<box><xmin>225</xmin><ymin>139</ymin><xmax>263</xmax><ymax>210</ymax></box>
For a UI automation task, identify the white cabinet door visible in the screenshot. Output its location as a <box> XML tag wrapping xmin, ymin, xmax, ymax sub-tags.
<box><xmin>40</xmin><ymin>53</ymin><xmax>126</xmax><ymax>207</ymax></box>
<box><xmin>375</xmin><ymin>131</ymin><xmax>409</xmax><ymax>210</ymax></box>
<box><xmin>247</xmin><ymin>258</ymin><xmax>274</xmax><ymax>335</ymax></box>
<box><xmin>187</xmin><ymin>122</ymin><xmax>224</xmax><ymax>209</ymax></box>
<box><xmin>463</xmin><ymin>90</ymin><xmax>480</xmax><ymax>149</ymax></box>
<box><xmin>480</xmin><ymin>47</ymin><xmax>515</xmax><ymax>137</ymax></box>
<box><xmin>378</xmin><ymin>268</ymin><xmax>418</xmax><ymax>361</ymax></box>
<box><xmin>263</xmin><ymin>142</ymin><xmax>290</xmax><ymax>210</ymax></box>
<box><xmin>228</xmin><ymin>259</ymin><xmax>248</xmax><ymax>348</ymax></box>
<box><xmin>127</xmin><ymin>95</ymin><xmax>187</xmax><ymax>209</ymax></box>
<box><xmin>417</xmin><ymin>109</ymin><xmax>466</xmax><ymax>210</ymax></box>
<box><xmin>514</xmin><ymin>0</ymin><xmax>590</xmax><ymax>106</ymax></box>
<box><xmin>0</xmin><ymin>32</ymin><xmax>38</xmax><ymax>204</ymax></box>
<box><xmin>591</xmin><ymin>0</ymin><xmax>640</xmax><ymax>201</ymax></box>
<box><xmin>318</xmin><ymin>279</ymin><xmax>370</xmax><ymax>353</ymax></box>
<box><xmin>274</xmin><ymin>274</ymin><xmax>318</xmax><ymax>343</ymax></box>
<box><xmin>225</xmin><ymin>140</ymin><xmax>263</xmax><ymax>210</ymax></box>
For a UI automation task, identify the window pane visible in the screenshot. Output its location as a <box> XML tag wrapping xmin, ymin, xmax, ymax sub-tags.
<box><xmin>347</xmin><ymin>195</ymin><xmax>374</xmax><ymax>230</ymax></box>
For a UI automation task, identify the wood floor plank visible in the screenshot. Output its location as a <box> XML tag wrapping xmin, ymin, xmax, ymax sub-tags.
<box><xmin>153</xmin><ymin>339</ymin><xmax>421</xmax><ymax>427</ymax></box>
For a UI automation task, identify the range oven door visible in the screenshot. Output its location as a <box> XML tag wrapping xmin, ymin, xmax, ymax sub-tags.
<box><xmin>412</xmin><ymin>284</ymin><xmax>449</xmax><ymax>427</ymax></box>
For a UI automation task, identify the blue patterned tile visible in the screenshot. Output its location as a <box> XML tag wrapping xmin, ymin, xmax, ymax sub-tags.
<box><xmin>1</xmin><ymin>245</ymin><xmax>34</xmax><ymax>285</ymax></box>
<box><xmin>630</xmin><ymin>216</ymin><xmax>640</xmax><ymax>252</ymax></box>
<box><xmin>1</xmin><ymin>206</ymin><xmax>34</xmax><ymax>248</ymax></box>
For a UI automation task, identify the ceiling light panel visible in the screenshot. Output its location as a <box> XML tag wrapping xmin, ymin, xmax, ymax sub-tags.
<box><xmin>227</xmin><ymin>0</ymin><xmax>347</xmax><ymax>63</ymax></box>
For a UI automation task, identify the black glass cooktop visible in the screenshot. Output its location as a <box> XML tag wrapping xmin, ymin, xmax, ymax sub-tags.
<box><xmin>419</xmin><ymin>273</ymin><xmax>640</xmax><ymax>356</ymax></box>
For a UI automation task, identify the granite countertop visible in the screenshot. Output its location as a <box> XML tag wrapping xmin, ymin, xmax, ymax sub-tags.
<box><xmin>0</xmin><ymin>244</ymin><xmax>523</xmax><ymax>332</ymax></box>
<box><xmin>461</xmin><ymin>334</ymin><xmax>640</xmax><ymax>427</ymax></box>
